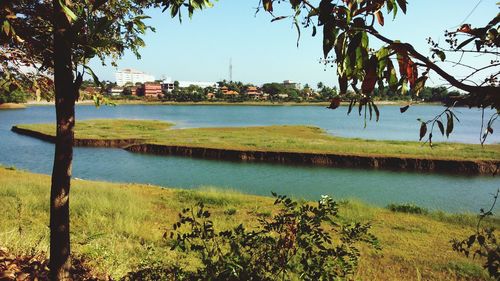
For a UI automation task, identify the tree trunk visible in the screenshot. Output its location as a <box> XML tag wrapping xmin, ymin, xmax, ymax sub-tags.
<box><xmin>50</xmin><ymin>0</ymin><xmax>75</xmax><ymax>279</ymax></box>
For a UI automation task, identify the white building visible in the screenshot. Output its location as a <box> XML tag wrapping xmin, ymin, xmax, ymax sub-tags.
<box><xmin>178</xmin><ymin>81</ymin><xmax>217</xmax><ymax>89</ymax></box>
<box><xmin>283</xmin><ymin>80</ymin><xmax>301</xmax><ymax>90</ymax></box>
<box><xmin>115</xmin><ymin>69</ymin><xmax>155</xmax><ymax>86</ymax></box>
<box><xmin>161</xmin><ymin>77</ymin><xmax>175</xmax><ymax>93</ymax></box>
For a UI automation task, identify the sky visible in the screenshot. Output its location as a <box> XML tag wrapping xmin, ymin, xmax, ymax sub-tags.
<box><xmin>88</xmin><ymin>0</ymin><xmax>498</xmax><ymax>88</ymax></box>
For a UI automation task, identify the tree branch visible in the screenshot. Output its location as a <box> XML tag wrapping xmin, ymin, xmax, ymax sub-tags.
<box><xmin>365</xmin><ymin>26</ymin><xmax>499</xmax><ymax>101</ymax></box>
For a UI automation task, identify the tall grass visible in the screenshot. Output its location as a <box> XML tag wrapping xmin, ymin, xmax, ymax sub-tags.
<box><xmin>0</xmin><ymin>167</ymin><xmax>496</xmax><ymax>280</ymax></box>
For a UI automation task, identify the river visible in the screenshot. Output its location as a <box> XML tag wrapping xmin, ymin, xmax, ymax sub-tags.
<box><xmin>0</xmin><ymin>104</ymin><xmax>498</xmax><ymax>213</ymax></box>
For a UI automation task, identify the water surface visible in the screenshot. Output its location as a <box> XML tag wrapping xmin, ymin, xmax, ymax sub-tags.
<box><xmin>0</xmin><ymin>105</ymin><xmax>498</xmax><ymax>213</ymax></box>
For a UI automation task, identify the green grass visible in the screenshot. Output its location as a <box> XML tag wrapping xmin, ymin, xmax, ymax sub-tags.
<box><xmin>16</xmin><ymin>119</ymin><xmax>500</xmax><ymax>161</ymax></box>
<box><xmin>0</xmin><ymin>167</ymin><xmax>497</xmax><ymax>280</ymax></box>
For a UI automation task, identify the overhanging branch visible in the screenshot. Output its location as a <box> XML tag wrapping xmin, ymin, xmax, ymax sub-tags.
<box><xmin>365</xmin><ymin>27</ymin><xmax>499</xmax><ymax>103</ymax></box>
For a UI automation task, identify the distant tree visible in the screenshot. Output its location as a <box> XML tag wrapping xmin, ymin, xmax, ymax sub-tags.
<box><xmin>123</xmin><ymin>87</ymin><xmax>133</xmax><ymax>96</ymax></box>
<box><xmin>0</xmin><ymin>87</ymin><xmax>27</xmax><ymax>104</ymax></box>
<box><xmin>286</xmin><ymin>88</ymin><xmax>301</xmax><ymax>102</ymax></box>
<box><xmin>318</xmin><ymin>85</ymin><xmax>337</xmax><ymax>101</ymax></box>
<box><xmin>80</xmin><ymin>79</ymin><xmax>97</xmax><ymax>88</ymax></box>
<box><xmin>317</xmin><ymin>81</ymin><xmax>324</xmax><ymax>90</ymax></box>
<box><xmin>262</xmin><ymin>82</ymin><xmax>286</xmax><ymax>100</ymax></box>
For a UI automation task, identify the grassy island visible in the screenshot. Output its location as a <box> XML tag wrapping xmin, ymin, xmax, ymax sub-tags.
<box><xmin>0</xmin><ymin>166</ymin><xmax>497</xmax><ymax>280</ymax></box>
<box><xmin>14</xmin><ymin>119</ymin><xmax>500</xmax><ymax>161</ymax></box>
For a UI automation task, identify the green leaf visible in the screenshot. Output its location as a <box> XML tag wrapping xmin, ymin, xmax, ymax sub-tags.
<box><xmin>387</xmin><ymin>0</ymin><xmax>398</xmax><ymax>18</ymax></box>
<box><xmin>347</xmin><ymin>32</ymin><xmax>362</xmax><ymax>55</ymax></box>
<box><xmin>396</xmin><ymin>0</ymin><xmax>407</xmax><ymax>14</ymax></box>
<box><xmin>347</xmin><ymin>99</ymin><xmax>355</xmax><ymax>115</ymax></box>
<box><xmin>446</xmin><ymin>112</ymin><xmax>454</xmax><ymax>138</ymax></box>
<box><xmin>323</xmin><ymin>22</ymin><xmax>338</xmax><ymax>58</ymax></box>
<box><xmin>360</xmin><ymin>31</ymin><xmax>369</xmax><ymax>49</ymax></box>
<box><xmin>386</xmin><ymin>60</ymin><xmax>398</xmax><ymax>91</ymax></box>
<box><xmin>412</xmin><ymin>76</ymin><xmax>427</xmax><ymax>96</ymax></box>
<box><xmin>372</xmin><ymin>102</ymin><xmax>380</xmax><ymax>122</ymax></box>
<box><xmin>376</xmin><ymin>47</ymin><xmax>389</xmax><ymax>77</ymax></box>
<box><xmin>83</xmin><ymin>65</ymin><xmax>102</xmax><ymax>87</ymax></box>
<box><xmin>2</xmin><ymin>20</ymin><xmax>11</xmax><ymax>36</ymax></box>
<box><xmin>294</xmin><ymin>19</ymin><xmax>301</xmax><ymax>48</ymax></box>
<box><xmin>455</xmin><ymin>37</ymin><xmax>475</xmax><ymax>50</ymax></box>
<box><xmin>436</xmin><ymin>120</ymin><xmax>445</xmax><ymax>136</ymax></box>
<box><xmin>400</xmin><ymin>78</ymin><xmax>408</xmax><ymax>95</ymax></box>
<box><xmin>355</xmin><ymin>47</ymin><xmax>365</xmax><ymax>71</ymax></box>
<box><xmin>419</xmin><ymin>122</ymin><xmax>427</xmax><ymax>141</ymax></box>
<box><xmin>431</xmin><ymin>49</ymin><xmax>446</xmax><ymax>62</ymax></box>
<box><xmin>271</xmin><ymin>16</ymin><xmax>288</xmax><ymax>22</ymax></box>
<box><xmin>59</xmin><ymin>0</ymin><xmax>77</xmax><ymax>22</ymax></box>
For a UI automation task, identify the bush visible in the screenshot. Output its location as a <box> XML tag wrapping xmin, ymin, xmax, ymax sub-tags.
<box><xmin>164</xmin><ymin>194</ymin><xmax>379</xmax><ymax>280</ymax></box>
<box><xmin>386</xmin><ymin>203</ymin><xmax>428</xmax><ymax>214</ymax></box>
<box><xmin>451</xmin><ymin>190</ymin><xmax>499</xmax><ymax>279</ymax></box>
<box><xmin>0</xmin><ymin>89</ymin><xmax>27</xmax><ymax>104</ymax></box>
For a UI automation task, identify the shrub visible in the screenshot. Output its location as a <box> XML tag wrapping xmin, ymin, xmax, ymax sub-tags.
<box><xmin>0</xmin><ymin>89</ymin><xmax>27</xmax><ymax>104</ymax></box>
<box><xmin>386</xmin><ymin>203</ymin><xmax>428</xmax><ymax>214</ymax></box>
<box><xmin>165</xmin><ymin>194</ymin><xmax>379</xmax><ymax>280</ymax></box>
<box><xmin>451</xmin><ymin>190</ymin><xmax>499</xmax><ymax>279</ymax></box>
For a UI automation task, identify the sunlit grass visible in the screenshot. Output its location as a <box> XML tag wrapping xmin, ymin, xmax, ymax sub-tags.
<box><xmin>0</xmin><ymin>167</ymin><xmax>496</xmax><ymax>280</ymax></box>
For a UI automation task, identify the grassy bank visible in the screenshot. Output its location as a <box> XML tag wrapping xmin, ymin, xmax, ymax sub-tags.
<box><xmin>15</xmin><ymin>119</ymin><xmax>500</xmax><ymax>161</ymax></box>
<box><xmin>0</xmin><ymin>166</ymin><xmax>497</xmax><ymax>280</ymax></box>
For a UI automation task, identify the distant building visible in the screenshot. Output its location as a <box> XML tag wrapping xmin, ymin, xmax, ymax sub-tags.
<box><xmin>123</xmin><ymin>86</ymin><xmax>139</xmax><ymax>96</ymax></box>
<box><xmin>223</xmin><ymin>90</ymin><xmax>239</xmax><ymax>96</ymax></box>
<box><xmin>178</xmin><ymin>81</ymin><xmax>217</xmax><ymax>89</ymax></box>
<box><xmin>245</xmin><ymin>86</ymin><xmax>262</xmax><ymax>99</ymax></box>
<box><xmin>283</xmin><ymin>80</ymin><xmax>301</xmax><ymax>90</ymax></box>
<box><xmin>161</xmin><ymin>77</ymin><xmax>175</xmax><ymax>93</ymax></box>
<box><xmin>82</xmin><ymin>86</ymin><xmax>99</xmax><ymax>95</ymax></box>
<box><xmin>140</xmin><ymin>82</ymin><xmax>163</xmax><ymax>98</ymax></box>
<box><xmin>115</xmin><ymin>69</ymin><xmax>155</xmax><ymax>86</ymax></box>
<box><xmin>109</xmin><ymin>87</ymin><xmax>124</xmax><ymax>96</ymax></box>
<box><xmin>206</xmin><ymin>93</ymin><xmax>215</xmax><ymax>100</ymax></box>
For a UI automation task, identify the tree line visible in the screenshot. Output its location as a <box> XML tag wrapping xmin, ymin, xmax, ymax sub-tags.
<box><xmin>86</xmin><ymin>79</ymin><xmax>464</xmax><ymax>103</ymax></box>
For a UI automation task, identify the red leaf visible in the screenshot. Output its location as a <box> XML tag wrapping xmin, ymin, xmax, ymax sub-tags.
<box><xmin>397</xmin><ymin>53</ymin><xmax>409</xmax><ymax>78</ymax></box>
<box><xmin>406</xmin><ymin>59</ymin><xmax>417</xmax><ymax>88</ymax></box>
<box><xmin>458</xmin><ymin>24</ymin><xmax>472</xmax><ymax>34</ymax></box>
<box><xmin>361</xmin><ymin>56</ymin><xmax>378</xmax><ymax>94</ymax></box>
<box><xmin>375</xmin><ymin>10</ymin><xmax>384</xmax><ymax>26</ymax></box>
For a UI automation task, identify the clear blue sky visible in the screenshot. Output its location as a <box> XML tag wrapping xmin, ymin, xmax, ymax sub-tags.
<box><xmin>89</xmin><ymin>0</ymin><xmax>498</xmax><ymax>88</ymax></box>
